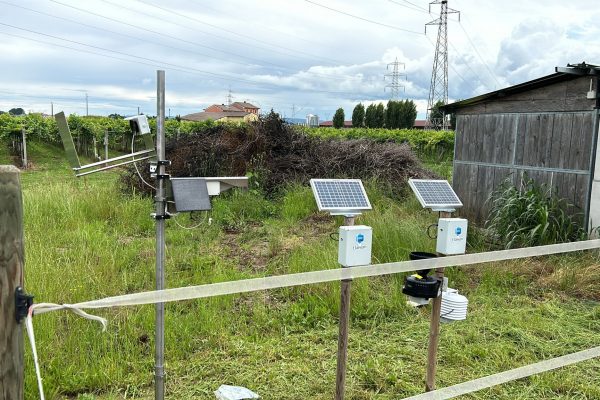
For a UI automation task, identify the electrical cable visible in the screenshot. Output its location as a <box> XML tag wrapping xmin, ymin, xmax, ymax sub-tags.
<box><xmin>129</xmin><ymin>0</ymin><xmax>345</xmax><ymax>67</ymax></box>
<box><xmin>131</xmin><ymin>132</ymin><xmax>156</xmax><ymax>191</ymax></box>
<box><xmin>0</xmin><ymin>25</ymin><xmax>382</xmax><ymax>100</ymax></box>
<box><xmin>171</xmin><ymin>214</ymin><xmax>204</xmax><ymax>230</ymax></box>
<box><xmin>388</xmin><ymin>0</ymin><xmax>431</xmax><ymax>15</ymax></box>
<box><xmin>304</xmin><ymin>0</ymin><xmax>423</xmax><ymax>34</ymax></box>
<box><xmin>457</xmin><ymin>21</ymin><xmax>502</xmax><ymax>88</ymax></box>
<box><xmin>0</xmin><ymin>0</ymin><xmax>284</xmax><ymax>72</ymax></box>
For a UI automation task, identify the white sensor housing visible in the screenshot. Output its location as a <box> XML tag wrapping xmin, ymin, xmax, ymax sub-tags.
<box><xmin>338</xmin><ymin>225</ymin><xmax>372</xmax><ymax>267</ymax></box>
<box><xmin>436</xmin><ymin>218</ymin><xmax>468</xmax><ymax>255</ymax></box>
<box><xmin>125</xmin><ymin>114</ymin><xmax>151</xmax><ymax>135</ymax></box>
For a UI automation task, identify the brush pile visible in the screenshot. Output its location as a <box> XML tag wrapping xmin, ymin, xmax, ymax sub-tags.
<box><xmin>122</xmin><ymin>112</ymin><xmax>435</xmax><ymax>195</ymax></box>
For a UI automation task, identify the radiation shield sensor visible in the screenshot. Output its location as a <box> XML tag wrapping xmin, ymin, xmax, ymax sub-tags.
<box><xmin>310</xmin><ymin>179</ymin><xmax>372</xmax><ymax>216</ymax></box>
<box><xmin>408</xmin><ymin>179</ymin><xmax>463</xmax><ymax>212</ymax></box>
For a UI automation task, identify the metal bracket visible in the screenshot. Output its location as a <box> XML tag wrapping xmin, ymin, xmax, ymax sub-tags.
<box><xmin>157</xmin><ymin>160</ymin><xmax>171</xmax><ymax>166</ymax></box>
<box><xmin>151</xmin><ymin>213</ymin><xmax>171</xmax><ymax>220</ymax></box>
<box><xmin>15</xmin><ymin>287</ymin><xmax>34</xmax><ymax>323</ymax></box>
<box><xmin>155</xmin><ymin>174</ymin><xmax>170</xmax><ymax>180</ymax></box>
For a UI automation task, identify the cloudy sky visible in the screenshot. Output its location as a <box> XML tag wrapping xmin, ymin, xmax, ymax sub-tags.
<box><xmin>0</xmin><ymin>0</ymin><xmax>599</xmax><ymax>120</ymax></box>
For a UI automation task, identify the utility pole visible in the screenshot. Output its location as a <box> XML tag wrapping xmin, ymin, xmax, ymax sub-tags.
<box><xmin>384</xmin><ymin>58</ymin><xmax>406</xmax><ymax>100</ymax></box>
<box><xmin>425</xmin><ymin>0</ymin><xmax>459</xmax><ymax>130</ymax></box>
<box><xmin>85</xmin><ymin>92</ymin><xmax>89</xmax><ymax>116</ymax></box>
<box><xmin>138</xmin><ymin>106</ymin><xmax>140</xmax><ymax>115</ymax></box>
<box><xmin>51</xmin><ymin>101</ymin><xmax>54</xmax><ymax>117</ymax></box>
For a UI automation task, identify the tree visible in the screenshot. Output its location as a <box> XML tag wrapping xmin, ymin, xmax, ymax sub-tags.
<box><xmin>365</xmin><ymin>104</ymin><xmax>377</xmax><ymax>128</ymax></box>
<box><xmin>333</xmin><ymin>107</ymin><xmax>345</xmax><ymax>129</ymax></box>
<box><xmin>351</xmin><ymin>103</ymin><xmax>365</xmax><ymax>128</ymax></box>
<box><xmin>375</xmin><ymin>103</ymin><xmax>385</xmax><ymax>128</ymax></box>
<box><xmin>399</xmin><ymin>100</ymin><xmax>417</xmax><ymax>129</ymax></box>
<box><xmin>8</xmin><ymin>108</ymin><xmax>25</xmax><ymax>116</ymax></box>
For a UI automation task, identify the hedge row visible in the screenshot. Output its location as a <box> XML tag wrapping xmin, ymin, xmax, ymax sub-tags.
<box><xmin>302</xmin><ymin>127</ymin><xmax>455</xmax><ymax>158</ymax></box>
<box><xmin>0</xmin><ymin>114</ymin><xmax>455</xmax><ymax>160</ymax></box>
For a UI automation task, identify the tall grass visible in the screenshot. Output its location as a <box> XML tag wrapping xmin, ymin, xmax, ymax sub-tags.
<box><xmin>486</xmin><ymin>177</ymin><xmax>587</xmax><ymax>248</ymax></box>
<box><xmin>9</xmin><ymin>141</ymin><xmax>600</xmax><ymax>399</ymax></box>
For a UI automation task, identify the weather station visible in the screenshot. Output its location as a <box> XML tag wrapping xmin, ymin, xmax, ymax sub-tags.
<box><xmin>407</xmin><ymin>178</ymin><xmax>470</xmax><ymax>391</ymax></box>
<box><xmin>309</xmin><ymin>178</ymin><xmax>372</xmax><ymax>400</ymax></box>
<box><xmin>54</xmin><ymin>71</ymin><xmax>249</xmax><ymax>400</ymax></box>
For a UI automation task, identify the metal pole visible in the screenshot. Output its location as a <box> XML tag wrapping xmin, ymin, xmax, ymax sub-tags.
<box><xmin>86</xmin><ymin>93</ymin><xmax>89</xmax><ymax>116</ymax></box>
<box><xmin>425</xmin><ymin>210</ymin><xmax>451</xmax><ymax>391</ymax></box>
<box><xmin>335</xmin><ymin>215</ymin><xmax>355</xmax><ymax>400</ymax></box>
<box><xmin>154</xmin><ymin>70</ymin><xmax>166</xmax><ymax>400</ymax></box>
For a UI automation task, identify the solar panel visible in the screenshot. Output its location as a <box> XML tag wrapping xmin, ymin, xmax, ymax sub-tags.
<box><xmin>170</xmin><ymin>178</ymin><xmax>211</xmax><ymax>212</ymax></box>
<box><xmin>310</xmin><ymin>179</ymin><xmax>372</xmax><ymax>213</ymax></box>
<box><xmin>408</xmin><ymin>179</ymin><xmax>463</xmax><ymax>210</ymax></box>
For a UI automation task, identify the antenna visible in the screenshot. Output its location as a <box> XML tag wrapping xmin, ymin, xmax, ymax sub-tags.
<box><xmin>425</xmin><ymin>0</ymin><xmax>460</xmax><ymax>130</ymax></box>
<box><xmin>384</xmin><ymin>57</ymin><xmax>406</xmax><ymax>100</ymax></box>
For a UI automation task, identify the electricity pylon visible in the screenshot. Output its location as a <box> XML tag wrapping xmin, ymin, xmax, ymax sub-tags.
<box><xmin>425</xmin><ymin>0</ymin><xmax>459</xmax><ymax>130</ymax></box>
<box><xmin>385</xmin><ymin>58</ymin><xmax>406</xmax><ymax>100</ymax></box>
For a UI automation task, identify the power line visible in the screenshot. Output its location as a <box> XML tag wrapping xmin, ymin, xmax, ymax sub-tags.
<box><xmin>131</xmin><ymin>0</ymin><xmax>344</xmax><ymax>66</ymax></box>
<box><xmin>48</xmin><ymin>0</ymin><xmax>353</xmax><ymax>82</ymax></box>
<box><xmin>0</xmin><ymin>22</ymin><xmax>260</xmax><ymax>85</ymax></box>
<box><xmin>304</xmin><ymin>0</ymin><xmax>423</xmax><ymax>34</ymax></box>
<box><xmin>457</xmin><ymin>21</ymin><xmax>501</xmax><ymax>88</ymax></box>
<box><xmin>3</xmin><ymin>1</ymin><xmax>354</xmax><ymax>83</ymax></box>
<box><xmin>387</xmin><ymin>0</ymin><xmax>430</xmax><ymax>14</ymax></box>
<box><xmin>0</xmin><ymin>27</ymin><xmax>384</xmax><ymax>101</ymax></box>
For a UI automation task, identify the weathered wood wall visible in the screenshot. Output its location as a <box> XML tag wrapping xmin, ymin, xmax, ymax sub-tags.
<box><xmin>0</xmin><ymin>165</ymin><xmax>24</xmax><ymax>400</ymax></box>
<box><xmin>453</xmin><ymin>111</ymin><xmax>595</xmax><ymax>224</ymax></box>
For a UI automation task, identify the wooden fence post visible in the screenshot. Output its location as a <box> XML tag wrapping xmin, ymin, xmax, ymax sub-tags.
<box><xmin>0</xmin><ymin>165</ymin><xmax>25</xmax><ymax>400</ymax></box>
<box><xmin>425</xmin><ymin>211</ymin><xmax>451</xmax><ymax>391</ymax></box>
<box><xmin>335</xmin><ymin>216</ymin><xmax>355</xmax><ymax>400</ymax></box>
<box><xmin>21</xmin><ymin>128</ymin><xmax>27</xmax><ymax>169</ymax></box>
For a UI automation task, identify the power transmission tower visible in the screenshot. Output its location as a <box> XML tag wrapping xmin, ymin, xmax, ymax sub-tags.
<box><xmin>425</xmin><ymin>0</ymin><xmax>459</xmax><ymax>130</ymax></box>
<box><xmin>384</xmin><ymin>58</ymin><xmax>406</xmax><ymax>100</ymax></box>
<box><xmin>226</xmin><ymin>87</ymin><xmax>233</xmax><ymax>106</ymax></box>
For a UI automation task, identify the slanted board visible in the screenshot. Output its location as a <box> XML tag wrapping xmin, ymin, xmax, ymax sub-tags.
<box><xmin>55</xmin><ymin>112</ymin><xmax>80</xmax><ymax>169</ymax></box>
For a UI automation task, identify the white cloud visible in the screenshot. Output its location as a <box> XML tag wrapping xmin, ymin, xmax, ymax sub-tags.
<box><xmin>0</xmin><ymin>0</ymin><xmax>598</xmax><ymax>119</ymax></box>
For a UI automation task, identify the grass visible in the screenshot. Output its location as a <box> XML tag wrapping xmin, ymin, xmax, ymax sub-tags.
<box><xmin>2</xmin><ymin>140</ymin><xmax>600</xmax><ymax>399</ymax></box>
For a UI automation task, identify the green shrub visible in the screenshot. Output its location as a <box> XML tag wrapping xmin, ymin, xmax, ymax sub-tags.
<box><xmin>485</xmin><ymin>176</ymin><xmax>587</xmax><ymax>248</ymax></box>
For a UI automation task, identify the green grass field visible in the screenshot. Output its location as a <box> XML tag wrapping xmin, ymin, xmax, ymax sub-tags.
<box><xmin>2</xmin><ymin>140</ymin><xmax>600</xmax><ymax>400</ymax></box>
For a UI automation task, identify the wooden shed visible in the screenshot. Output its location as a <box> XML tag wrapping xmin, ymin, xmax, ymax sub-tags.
<box><xmin>442</xmin><ymin>63</ymin><xmax>600</xmax><ymax>229</ymax></box>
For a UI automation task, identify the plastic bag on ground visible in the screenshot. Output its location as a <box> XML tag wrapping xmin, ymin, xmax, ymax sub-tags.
<box><xmin>214</xmin><ymin>385</ymin><xmax>260</xmax><ymax>400</ymax></box>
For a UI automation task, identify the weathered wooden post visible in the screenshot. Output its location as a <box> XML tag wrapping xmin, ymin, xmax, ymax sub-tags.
<box><xmin>425</xmin><ymin>210</ymin><xmax>452</xmax><ymax>391</ymax></box>
<box><xmin>0</xmin><ymin>165</ymin><xmax>25</xmax><ymax>400</ymax></box>
<box><xmin>335</xmin><ymin>215</ymin><xmax>354</xmax><ymax>400</ymax></box>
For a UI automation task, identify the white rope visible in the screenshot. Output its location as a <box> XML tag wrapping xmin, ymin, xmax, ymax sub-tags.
<box><xmin>25</xmin><ymin>304</ymin><xmax>107</xmax><ymax>400</ymax></box>
<box><xmin>402</xmin><ymin>346</ymin><xmax>600</xmax><ymax>400</ymax></box>
<box><xmin>33</xmin><ymin>239</ymin><xmax>600</xmax><ymax>313</ymax></box>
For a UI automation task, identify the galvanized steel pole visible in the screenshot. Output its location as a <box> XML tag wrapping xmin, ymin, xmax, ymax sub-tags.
<box><xmin>155</xmin><ymin>70</ymin><xmax>166</xmax><ymax>400</ymax></box>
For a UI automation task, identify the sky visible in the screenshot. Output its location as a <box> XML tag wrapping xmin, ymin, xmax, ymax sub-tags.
<box><xmin>0</xmin><ymin>0</ymin><xmax>599</xmax><ymax>120</ymax></box>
